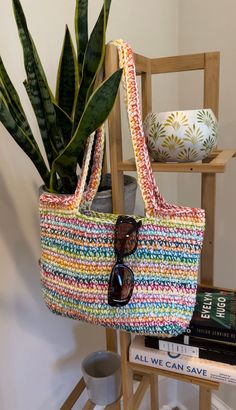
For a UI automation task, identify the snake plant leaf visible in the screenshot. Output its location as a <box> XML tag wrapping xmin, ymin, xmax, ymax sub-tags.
<box><xmin>0</xmin><ymin>82</ymin><xmax>38</xmax><ymax>152</ymax></box>
<box><xmin>33</xmin><ymin>69</ymin><xmax>65</xmax><ymax>152</ymax></box>
<box><xmin>73</xmin><ymin>0</ymin><xmax>112</xmax><ymax>132</ymax></box>
<box><xmin>56</xmin><ymin>26</ymin><xmax>78</xmax><ymax>118</ymax></box>
<box><xmin>53</xmin><ymin>102</ymin><xmax>73</xmax><ymax>146</ymax></box>
<box><xmin>52</xmin><ymin>68</ymin><xmax>122</xmax><ymax>180</ymax></box>
<box><xmin>0</xmin><ymin>58</ymin><xmax>35</xmax><ymax>140</ymax></box>
<box><xmin>75</xmin><ymin>0</ymin><xmax>88</xmax><ymax>80</ymax></box>
<box><xmin>12</xmin><ymin>0</ymin><xmax>64</xmax><ymax>157</ymax></box>
<box><xmin>102</xmin><ymin>0</ymin><xmax>112</xmax><ymax>27</ymax></box>
<box><xmin>29</xmin><ymin>33</ymin><xmax>55</xmax><ymax>101</ymax></box>
<box><xmin>23</xmin><ymin>80</ymin><xmax>57</xmax><ymax>165</ymax></box>
<box><xmin>0</xmin><ymin>57</ymin><xmax>25</xmax><ymax>114</ymax></box>
<box><xmin>0</xmin><ymin>95</ymin><xmax>50</xmax><ymax>185</ymax></box>
<box><xmin>85</xmin><ymin>0</ymin><xmax>112</xmax><ymax>100</ymax></box>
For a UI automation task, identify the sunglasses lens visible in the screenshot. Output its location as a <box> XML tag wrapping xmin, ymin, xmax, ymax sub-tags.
<box><xmin>108</xmin><ymin>264</ymin><xmax>134</xmax><ymax>306</ymax></box>
<box><xmin>115</xmin><ymin>222</ymin><xmax>138</xmax><ymax>256</ymax></box>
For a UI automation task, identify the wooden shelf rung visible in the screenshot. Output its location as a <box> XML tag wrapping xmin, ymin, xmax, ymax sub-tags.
<box><xmin>117</xmin><ymin>159</ymin><xmax>224</xmax><ymax>173</ymax></box>
<box><xmin>133</xmin><ymin>52</ymin><xmax>151</xmax><ymax>74</ymax></box>
<box><xmin>117</xmin><ymin>149</ymin><xmax>236</xmax><ymax>174</ymax></box>
<box><xmin>149</xmin><ymin>161</ymin><xmax>224</xmax><ymax>173</ymax></box>
<box><xmin>151</xmin><ymin>53</ymin><xmax>205</xmax><ymax>74</ymax></box>
<box><xmin>210</xmin><ymin>149</ymin><xmax>236</xmax><ymax>166</ymax></box>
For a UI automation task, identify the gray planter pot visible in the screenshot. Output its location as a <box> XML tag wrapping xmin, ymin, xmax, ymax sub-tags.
<box><xmin>40</xmin><ymin>174</ymin><xmax>137</xmax><ymax>215</ymax></box>
<box><xmin>91</xmin><ymin>174</ymin><xmax>137</xmax><ymax>214</ymax></box>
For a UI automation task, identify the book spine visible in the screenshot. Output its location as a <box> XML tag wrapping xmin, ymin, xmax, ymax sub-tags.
<box><xmin>189</xmin><ymin>286</ymin><xmax>236</xmax><ymax>340</ymax></box>
<box><xmin>189</xmin><ymin>325</ymin><xmax>236</xmax><ymax>342</ymax></box>
<box><xmin>156</xmin><ymin>339</ymin><xmax>200</xmax><ymax>358</ymax></box>
<box><xmin>130</xmin><ymin>342</ymin><xmax>236</xmax><ymax>386</ymax></box>
<box><xmin>145</xmin><ymin>339</ymin><xmax>236</xmax><ymax>364</ymax></box>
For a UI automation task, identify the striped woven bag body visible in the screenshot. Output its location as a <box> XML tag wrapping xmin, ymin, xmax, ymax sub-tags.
<box><xmin>40</xmin><ymin>40</ymin><xmax>205</xmax><ymax>336</ymax></box>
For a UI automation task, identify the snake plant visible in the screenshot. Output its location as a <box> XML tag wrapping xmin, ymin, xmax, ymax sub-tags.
<box><xmin>0</xmin><ymin>0</ymin><xmax>122</xmax><ymax>193</ymax></box>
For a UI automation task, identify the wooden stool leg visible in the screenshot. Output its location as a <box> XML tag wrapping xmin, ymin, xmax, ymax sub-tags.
<box><xmin>60</xmin><ymin>377</ymin><xmax>86</xmax><ymax>410</ymax></box>
<box><xmin>150</xmin><ymin>374</ymin><xmax>158</xmax><ymax>410</ymax></box>
<box><xmin>133</xmin><ymin>375</ymin><xmax>150</xmax><ymax>410</ymax></box>
<box><xmin>105</xmin><ymin>329</ymin><xmax>120</xmax><ymax>409</ymax></box>
<box><xmin>106</xmin><ymin>328</ymin><xmax>117</xmax><ymax>352</ymax></box>
<box><xmin>82</xmin><ymin>401</ymin><xmax>95</xmax><ymax>410</ymax></box>
<box><xmin>120</xmin><ymin>332</ymin><xmax>134</xmax><ymax>409</ymax></box>
<box><xmin>199</xmin><ymin>386</ymin><xmax>212</xmax><ymax>410</ymax></box>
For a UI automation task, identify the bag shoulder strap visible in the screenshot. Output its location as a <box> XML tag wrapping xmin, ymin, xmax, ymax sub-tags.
<box><xmin>70</xmin><ymin>126</ymin><xmax>104</xmax><ymax>211</ymax></box>
<box><xmin>79</xmin><ymin>127</ymin><xmax>105</xmax><ymax>210</ymax></box>
<box><xmin>39</xmin><ymin>132</ymin><xmax>96</xmax><ymax>211</ymax></box>
<box><xmin>70</xmin><ymin>133</ymin><xmax>96</xmax><ymax>210</ymax></box>
<box><xmin>113</xmin><ymin>40</ymin><xmax>165</xmax><ymax>216</ymax></box>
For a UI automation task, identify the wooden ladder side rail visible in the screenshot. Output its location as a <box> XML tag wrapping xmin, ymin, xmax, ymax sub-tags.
<box><xmin>201</xmin><ymin>52</ymin><xmax>220</xmax><ymax>285</ymax></box>
<box><xmin>104</xmin><ymin>44</ymin><xmax>125</xmax><ymax>364</ymax></box>
<box><xmin>135</xmin><ymin>53</ymin><xmax>158</xmax><ymax>410</ymax></box>
<box><xmin>104</xmin><ymin>43</ymin><xmax>127</xmax><ymax>410</ymax></box>
<box><xmin>106</xmin><ymin>43</ymin><xmax>135</xmax><ymax>410</ymax></box>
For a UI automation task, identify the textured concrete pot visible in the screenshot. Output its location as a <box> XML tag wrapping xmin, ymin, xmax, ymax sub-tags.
<box><xmin>82</xmin><ymin>350</ymin><xmax>121</xmax><ymax>406</ymax></box>
<box><xmin>91</xmin><ymin>173</ymin><xmax>137</xmax><ymax>214</ymax></box>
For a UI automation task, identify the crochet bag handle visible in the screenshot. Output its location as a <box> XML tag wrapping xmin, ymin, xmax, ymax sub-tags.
<box><xmin>72</xmin><ymin>40</ymin><xmax>165</xmax><ymax>216</ymax></box>
<box><xmin>80</xmin><ymin>126</ymin><xmax>105</xmax><ymax>209</ymax></box>
<box><xmin>71</xmin><ymin>126</ymin><xmax>105</xmax><ymax>211</ymax></box>
<box><xmin>113</xmin><ymin>39</ymin><xmax>165</xmax><ymax>216</ymax></box>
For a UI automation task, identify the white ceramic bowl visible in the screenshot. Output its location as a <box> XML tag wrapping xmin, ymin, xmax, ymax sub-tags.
<box><xmin>143</xmin><ymin>109</ymin><xmax>218</xmax><ymax>162</ymax></box>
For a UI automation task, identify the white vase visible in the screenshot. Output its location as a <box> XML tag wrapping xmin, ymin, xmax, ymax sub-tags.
<box><xmin>143</xmin><ymin>109</ymin><xmax>218</xmax><ymax>162</ymax></box>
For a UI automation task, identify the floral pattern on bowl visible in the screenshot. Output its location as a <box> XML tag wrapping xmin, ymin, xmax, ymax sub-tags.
<box><xmin>143</xmin><ymin>109</ymin><xmax>218</xmax><ymax>162</ymax></box>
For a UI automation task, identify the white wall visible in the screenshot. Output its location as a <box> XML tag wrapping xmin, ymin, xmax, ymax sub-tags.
<box><xmin>179</xmin><ymin>0</ymin><xmax>236</xmax><ymax>287</ymax></box>
<box><xmin>107</xmin><ymin>0</ymin><xmax>180</xmax><ymax>210</ymax></box>
<box><xmin>179</xmin><ymin>0</ymin><xmax>236</xmax><ymax>407</ymax></box>
<box><xmin>0</xmin><ymin>1</ymin><xmax>179</xmax><ymax>409</ymax></box>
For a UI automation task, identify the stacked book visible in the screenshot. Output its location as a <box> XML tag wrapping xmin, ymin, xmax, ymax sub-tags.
<box><xmin>129</xmin><ymin>286</ymin><xmax>236</xmax><ymax>386</ymax></box>
<box><xmin>145</xmin><ymin>286</ymin><xmax>236</xmax><ymax>364</ymax></box>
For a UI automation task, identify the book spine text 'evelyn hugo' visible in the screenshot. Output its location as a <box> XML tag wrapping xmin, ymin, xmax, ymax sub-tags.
<box><xmin>189</xmin><ymin>287</ymin><xmax>236</xmax><ymax>342</ymax></box>
<box><xmin>130</xmin><ymin>336</ymin><xmax>236</xmax><ymax>386</ymax></box>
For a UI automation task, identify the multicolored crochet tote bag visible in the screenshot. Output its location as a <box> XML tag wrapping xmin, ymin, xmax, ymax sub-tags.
<box><xmin>39</xmin><ymin>40</ymin><xmax>205</xmax><ymax>336</ymax></box>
